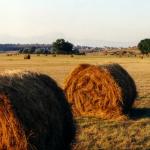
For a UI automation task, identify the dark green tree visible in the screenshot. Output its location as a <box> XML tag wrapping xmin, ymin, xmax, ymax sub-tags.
<box><xmin>138</xmin><ymin>39</ymin><xmax>150</xmax><ymax>54</ymax></box>
<box><xmin>52</xmin><ymin>39</ymin><xmax>73</xmax><ymax>54</ymax></box>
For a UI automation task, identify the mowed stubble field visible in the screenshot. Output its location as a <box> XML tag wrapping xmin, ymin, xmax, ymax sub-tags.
<box><xmin>0</xmin><ymin>54</ymin><xmax>150</xmax><ymax>149</ymax></box>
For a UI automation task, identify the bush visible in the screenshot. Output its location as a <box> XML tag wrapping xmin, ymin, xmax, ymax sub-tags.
<box><xmin>138</xmin><ymin>39</ymin><xmax>150</xmax><ymax>54</ymax></box>
<box><xmin>52</xmin><ymin>39</ymin><xmax>73</xmax><ymax>54</ymax></box>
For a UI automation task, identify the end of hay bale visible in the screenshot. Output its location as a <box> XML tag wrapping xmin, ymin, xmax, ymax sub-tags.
<box><xmin>64</xmin><ymin>64</ymin><xmax>91</xmax><ymax>86</ymax></box>
<box><xmin>0</xmin><ymin>92</ymin><xmax>28</xmax><ymax>150</ymax></box>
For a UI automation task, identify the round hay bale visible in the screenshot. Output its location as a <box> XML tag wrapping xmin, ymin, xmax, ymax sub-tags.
<box><xmin>52</xmin><ymin>54</ymin><xmax>56</xmax><ymax>57</ymax></box>
<box><xmin>6</xmin><ymin>53</ymin><xmax>13</xmax><ymax>56</ymax></box>
<box><xmin>64</xmin><ymin>64</ymin><xmax>137</xmax><ymax>120</ymax></box>
<box><xmin>0</xmin><ymin>70</ymin><xmax>75</xmax><ymax>150</ymax></box>
<box><xmin>24</xmin><ymin>54</ymin><xmax>30</xmax><ymax>59</ymax></box>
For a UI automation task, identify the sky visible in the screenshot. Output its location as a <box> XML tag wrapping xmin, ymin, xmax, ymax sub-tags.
<box><xmin>0</xmin><ymin>0</ymin><xmax>150</xmax><ymax>47</ymax></box>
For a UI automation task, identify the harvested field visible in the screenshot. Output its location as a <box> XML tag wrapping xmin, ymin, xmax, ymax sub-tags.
<box><xmin>0</xmin><ymin>54</ymin><xmax>150</xmax><ymax>149</ymax></box>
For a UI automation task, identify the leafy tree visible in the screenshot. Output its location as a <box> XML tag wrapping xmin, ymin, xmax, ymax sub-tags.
<box><xmin>52</xmin><ymin>39</ymin><xmax>73</xmax><ymax>54</ymax></box>
<box><xmin>138</xmin><ymin>39</ymin><xmax>150</xmax><ymax>54</ymax></box>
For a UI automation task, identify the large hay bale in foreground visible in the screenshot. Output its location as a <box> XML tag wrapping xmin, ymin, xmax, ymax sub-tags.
<box><xmin>0</xmin><ymin>70</ymin><xmax>75</xmax><ymax>150</ymax></box>
<box><xmin>64</xmin><ymin>64</ymin><xmax>137</xmax><ymax>120</ymax></box>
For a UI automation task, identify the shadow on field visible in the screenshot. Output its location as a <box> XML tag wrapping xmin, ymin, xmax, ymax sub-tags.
<box><xmin>130</xmin><ymin>108</ymin><xmax>150</xmax><ymax>119</ymax></box>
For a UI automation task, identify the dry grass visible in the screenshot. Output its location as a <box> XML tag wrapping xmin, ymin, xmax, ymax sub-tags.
<box><xmin>0</xmin><ymin>54</ymin><xmax>150</xmax><ymax>149</ymax></box>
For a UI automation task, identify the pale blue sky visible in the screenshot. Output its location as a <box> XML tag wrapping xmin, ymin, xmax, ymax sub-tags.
<box><xmin>0</xmin><ymin>0</ymin><xmax>150</xmax><ymax>47</ymax></box>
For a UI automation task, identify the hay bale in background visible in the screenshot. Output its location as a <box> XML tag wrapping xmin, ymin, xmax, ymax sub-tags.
<box><xmin>0</xmin><ymin>71</ymin><xmax>75</xmax><ymax>150</ymax></box>
<box><xmin>52</xmin><ymin>54</ymin><xmax>56</xmax><ymax>57</ymax></box>
<box><xmin>64</xmin><ymin>64</ymin><xmax>137</xmax><ymax>120</ymax></box>
<box><xmin>6</xmin><ymin>53</ymin><xmax>13</xmax><ymax>56</ymax></box>
<box><xmin>24</xmin><ymin>54</ymin><xmax>30</xmax><ymax>59</ymax></box>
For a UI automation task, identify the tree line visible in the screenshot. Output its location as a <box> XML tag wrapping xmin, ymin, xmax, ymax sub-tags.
<box><xmin>0</xmin><ymin>44</ymin><xmax>51</xmax><ymax>52</ymax></box>
<box><xmin>0</xmin><ymin>38</ymin><xmax>150</xmax><ymax>54</ymax></box>
<box><xmin>19</xmin><ymin>39</ymin><xmax>80</xmax><ymax>54</ymax></box>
